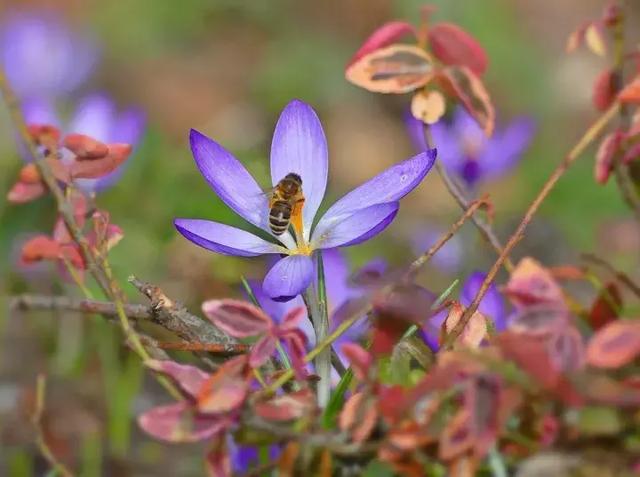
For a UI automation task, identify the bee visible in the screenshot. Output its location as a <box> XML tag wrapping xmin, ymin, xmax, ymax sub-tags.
<box><xmin>267</xmin><ymin>173</ymin><xmax>305</xmax><ymax>236</ymax></box>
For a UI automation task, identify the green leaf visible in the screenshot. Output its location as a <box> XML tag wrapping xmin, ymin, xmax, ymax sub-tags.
<box><xmin>322</xmin><ymin>368</ymin><xmax>354</xmax><ymax>429</ymax></box>
<box><xmin>577</xmin><ymin>406</ymin><xmax>622</xmax><ymax>436</ymax></box>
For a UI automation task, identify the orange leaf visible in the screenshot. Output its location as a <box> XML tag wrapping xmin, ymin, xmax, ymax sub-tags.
<box><xmin>7</xmin><ymin>181</ymin><xmax>46</xmax><ymax>204</ymax></box>
<box><xmin>347</xmin><ymin>21</ymin><xmax>416</xmax><ymax>67</ymax></box>
<box><xmin>439</xmin><ymin>66</ymin><xmax>495</xmax><ymax>136</ymax></box>
<box><xmin>20</xmin><ymin>235</ymin><xmax>62</xmax><ymax>263</ymax></box>
<box><xmin>594</xmin><ymin>130</ymin><xmax>624</xmax><ymax>184</ymax></box>
<box><xmin>63</xmin><ymin>133</ymin><xmax>109</xmax><ymax>160</ymax></box>
<box><xmin>18</xmin><ymin>164</ymin><xmax>41</xmax><ymax>183</ymax></box>
<box><xmin>69</xmin><ymin>143</ymin><xmax>131</xmax><ymax>179</ymax></box>
<box><xmin>584</xmin><ymin>23</ymin><xmax>607</xmax><ymax>57</ymax></box>
<box><xmin>586</xmin><ymin>320</ymin><xmax>640</xmax><ymax>369</ymax></box>
<box><xmin>439</xmin><ymin>408</ymin><xmax>473</xmax><ymax>460</ymax></box>
<box><xmin>505</xmin><ymin>257</ymin><xmax>565</xmax><ymax>307</ymax></box>
<box><xmin>345</xmin><ymin>44</ymin><xmax>433</xmax><ymax>94</ymax></box>
<box><xmin>619</xmin><ymin>77</ymin><xmax>640</xmax><ymax>104</ymax></box>
<box><xmin>411</xmin><ymin>89</ymin><xmax>446</xmax><ymax>125</ymax></box>
<box><xmin>443</xmin><ymin>301</ymin><xmax>487</xmax><ymax>348</ymax></box>
<box><xmin>339</xmin><ymin>392</ymin><xmax>378</xmax><ymax>443</ymax></box>
<box><xmin>428</xmin><ymin>22</ymin><xmax>488</xmax><ymax>75</ymax></box>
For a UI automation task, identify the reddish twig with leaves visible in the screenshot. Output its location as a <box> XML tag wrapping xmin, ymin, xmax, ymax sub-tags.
<box><xmin>444</xmin><ymin>102</ymin><xmax>620</xmax><ymax>348</ymax></box>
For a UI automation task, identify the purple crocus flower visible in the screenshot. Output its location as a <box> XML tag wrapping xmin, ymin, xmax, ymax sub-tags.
<box><xmin>423</xmin><ymin>270</ymin><xmax>507</xmax><ymax>351</ymax></box>
<box><xmin>407</xmin><ymin>107</ymin><xmax>534</xmax><ymax>188</ymax></box>
<box><xmin>22</xmin><ymin>94</ymin><xmax>145</xmax><ymax>192</ymax></box>
<box><xmin>1</xmin><ymin>10</ymin><xmax>98</xmax><ymax>100</ymax></box>
<box><xmin>175</xmin><ymin>99</ymin><xmax>436</xmax><ymax>301</ymax></box>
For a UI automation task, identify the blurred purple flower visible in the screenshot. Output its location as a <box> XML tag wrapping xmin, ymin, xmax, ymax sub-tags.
<box><xmin>0</xmin><ymin>10</ymin><xmax>98</xmax><ymax>100</ymax></box>
<box><xmin>422</xmin><ymin>270</ymin><xmax>507</xmax><ymax>351</ymax></box>
<box><xmin>22</xmin><ymin>94</ymin><xmax>145</xmax><ymax>192</ymax></box>
<box><xmin>227</xmin><ymin>438</ymin><xmax>280</xmax><ymax>474</ymax></box>
<box><xmin>410</xmin><ymin>226</ymin><xmax>464</xmax><ymax>274</ymax></box>
<box><xmin>175</xmin><ymin>99</ymin><xmax>436</xmax><ymax>301</ymax></box>
<box><xmin>407</xmin><ymin>107</ymin><xmax>535</xmax><ymax>188</ymax></box>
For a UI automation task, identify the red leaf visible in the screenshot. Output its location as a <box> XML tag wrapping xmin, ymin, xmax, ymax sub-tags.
<box><xmin>18</xmin><ymin>163</ymin><xmax>41</xmax><ymax>183</ymax></box>
<box><xmin>197</xmin><ymin>356</ymin><xmax>249</xmax><ymax>414</ymax></box>
<box><xmin>279</xmin><ymin>306</ymin><xmax>305</xmax><ymax>332</ymax></box>
<box><xmin>586</xmin><ymin>320</ymin><xmax>640</xmax><ymax>369</ymax></box>
<box><xmin>146</xmin><ymin>359</ymin><xmax>210</xmax><ymax>399</ymax></box>
<box><xmin>589</xmin><ymin>283</ymin><xmax>622</xmax><ymax>330</ymax></box>
<box><xmin>508</xmin><ymin>304</ymin><xmax>569</xmax><ymax>336</ymax></box>
<box><xmin>345</xmin><ymin>44</ymin><xmax>433</xmax><ymax>94</ymax></box>
<box><xmin>202</xmin><ymin>299</ymin><xmax>272</xmax><ymax>338</ymax></box>
<box><xmin>504</xmin><ymin>257</ymin><xmax>566</xmax><ymax>308</ymax></box>
<box><xmin>428</xmin><ymin>22</ymin><xmax>488</xmax><ymax>76</ymax></box>
<box><xmin>21</xmin><ymin>236</ymin><xmax>62</xmax><ymax>264</ymax></box>
<box><xmin>69</xmin><ymin>143</ymin><xmax>131</xmax><ymax>179</ymax></box>
<box><xmin>63</xmin><ymin>133</ymin><xmax>109</xmax><ymax>159</ymax></box>
<box><xmin>206</xmin><ymin>437</ymin><xmax>231</xmax><ymax>477</ymax></box>
<box><xmin>249</xmin><ymin>335</ymin><xmax>277</xmax><ymax>368</ymax></box>
<box><xmin>254</xmin><ymin>389</ymin><xmax>315</xmax><ymax>421</ymax></box>
<box><xmin>547</xmin><ymin>326</ymin><xmax>585</xmax><ymax>373</ymax></box>
<box><xmin>438</xmin><ymin>66</ymin><xmax>495</xmax><ymax>136</ymax></box>
<box><xmin>281</xmin><ymin>330</ymin><xmax>308</xmax><ymax>380</ymax></box>
<box><xmin>340</xmin><ymin>343</ymin><xmax>372</xmax><ymax>381</ymax></box>
<box><xmin>594</xmin><ymin>130</ymin><xmax>625</xmax><ymax>184</ymax></box>
<box><xmin>7</xmin><ymin>180</ymin><xmax>46</xmax><ymax>203</ymax></box>
<box><xmin>27</xmin><ymin>124</ymin><xmax>61</xmax><ymax>146</ymax></box>
<box><xmin>439</xmin><ymin>408</ymin><xmax>473</xmax><ymax>461</ymax></box>
<box><xmin>339</xmin><ymin>392</ymin><xmax>378</xmax><ymax>443</ymax></box>
<box><xmin>619</xmin><ymin>76</ymin><xmax>640</xmax><ymax>104</ymax></box>
<box><xmin>138</xmin><ymin>402</ymin><xmax>225</xmax><ymax>443</ymax></box>
<box><xmin>592</xmin><ymin>69</ymin><xmax>617</xmax><ymax>111</ymax></box>
<box><xmin>622</xmin><ymin>142</ymin><xmax>640</xmax><ymax>164</ymax></box>
<box><xmin>347</xmin><ymin>21</ymin><xmax>417</xmax><ymax>67</ymax></box>
<box><xmin>443</xmin><ymin>301</ymin><xmax>487</xmax><ymax>348</ymax></box>
<box><xmin>498</xmin><ymin>332</ymin><xmax>583</xmax><ymax>405</ymax></box>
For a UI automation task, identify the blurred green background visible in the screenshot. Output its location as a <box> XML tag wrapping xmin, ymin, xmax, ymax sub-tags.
<box><xmin>0</xmin><ymin>0</ymin><xmax>638</xmax><ymax>475</ymax></box>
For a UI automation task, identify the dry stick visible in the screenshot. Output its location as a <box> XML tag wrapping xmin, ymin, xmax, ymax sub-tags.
<box><xmin>610</xmin><ymin>1</ymin><xmax>640</xmax><ymax>221</ymax></box>
<box><xmin>424</xmin><ymin>125</ymin><xmax>514</xmax><ymax>272</ymax></box>
<box><xmin>444</xmin><ymin>103</ymin><xmax>620</xmax><ymax>348</ymax></box>
<box><xmin>262</xmin><ymin>200</ymin><xmax>485</xmax><ymax>395</ymax></box>
<box><xmin>11</xmin><ymin>294</ymin><xmax>150</xmax><ymax>319</ymax></box>
<box><xmin>581</xmin><ymin>252</ymin><xmax>640</xmax><ymax>299</ymax></box>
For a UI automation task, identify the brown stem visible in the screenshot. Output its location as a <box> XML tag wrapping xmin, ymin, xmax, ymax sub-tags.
<box><xmin>424</xmin><ymin>125</ymin><xmax>514</xmax><ymax>272</ymax></box>
<box><xmin>581</xmin><ymin>252</ymin><xmax>640</xmax><ymax>298</ymax></box>
<box><xmin>611</xmin><ymin>1</ymin><xmax>640</xmax><ymax>220</ymax></box>
<box><xmin>407</xmin><ymin>195</ymin><xmax>488</xmax><ymax>277</ymax></box>
<box><xmin>155</xmin><ymin>341</ymin><xmax>249</xmax><ymax>354</ymax></box>
<box><xmin>444</xmin><ymin>103</ymin><xmax>620</xmax><ymax>348</ymax></box>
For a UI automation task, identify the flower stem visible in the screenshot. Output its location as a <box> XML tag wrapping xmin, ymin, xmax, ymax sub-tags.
<box><xmin>303</xmin><ymin>251</ymin><xmax>331</xmax><ymax>407</ymax></box>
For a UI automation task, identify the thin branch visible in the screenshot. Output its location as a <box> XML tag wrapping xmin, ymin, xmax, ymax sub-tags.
<box><xmin>32</xmin><ymin>374</ymin><xmax>74</xmax><ymax>477</ymax></box>
<box><xmin>610</xmin><ymin>1</ymin><xmax>640</xmax><ymax>220</ymax></box>
<box><xmin>581</xmin><ymin>252</ymin><xmax>640</xmax><ymax>299</ymax></box>
<box><xmin>407</xmin><ymin>195</ymin><xmax>488</xmax><ymax>278</ymax></box>
<box><xmin>444</xmin><ymin>103</ymin><xmax>620</xmax><ymax>348</ymax></box>
<box><xmin>424</xmin><ymin>125</ymin><xmax>514</xmax><ymax>272</ymax></box>
<box><xmin>11</xmin><ymin>294</ymin><xmax>150</xmax><ymax>319</ymax></box>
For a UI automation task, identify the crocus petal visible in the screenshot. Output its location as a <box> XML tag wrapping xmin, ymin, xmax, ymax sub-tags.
<box><xmin>315</xmin><ymin>150</ymin><xmax>435</xmax><ymax>232</ymax></box>
<box><xmin>67</xmin><ymin>94</ymin><xmax>115</xmax><ymax>140</ymax></box>
<box><xmin>481</xmin><ymin>117</ymin><xmax>535</xmax><ymax>180</ymax></box>
<box><xmin>1</xmin><ymin>11</ymin><xmax>98</xmax><ymax>99</ymax></box>
<box><xmin>411</xmin><ymin>227</ymin><xmax>463</xmax><ymax>274</ymax></box>
<box><xmin>190</xmin><ymin>129</ymin><xmax>271</xmax><ymax>233</ymax></box>
<box><xmin>174</xmin><ymin>219</ymin><xmax>281</xmax><ymax>257</ymax></box>
<box><xmin>406</xmin><ymin>109</ymin><xmax>462</xmax><ymax>169</ymax></box>
<box><xmin>263</xmin><ymin>255</ymin><xmax>314</xmax><ymax>301</ymax></box>
<box><xmin>247</xmin><ymin>280</ymin><xmax>315</xmax><ymax>345</ymax></box>
<box><xmin>452</xmin><ymin>106</ymin><xmax>486</xmax><ymax>149</ymax></box>
<box><xmin>312</xmin><ymin>202</ymin><xmax>399</xmax><ymax>249</ymax></box>
<box><xmin>21</xmin><ymin>97</ymin><xmax>60</xmax><ymax>127</ymax></box>
<box><xmin>460</xmin><ymin>271</ymin><xmax>506</xmax><ymax>331</ymax></box>
<box><xmin>91</xmin><ymin>107</ymin><xmax>147</xmax><ymax>192</ymax></box>
<box><xmin>270</xmin><ymin>100</ymin><xmax>328</xmax><ymax>240</ymax></box>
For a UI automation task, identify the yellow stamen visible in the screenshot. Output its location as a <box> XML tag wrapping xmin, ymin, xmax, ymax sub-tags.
<box><xmin>291</xmin><ymin>198</ymin><xmax>312</xmax><ymax>255</ymax></box>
